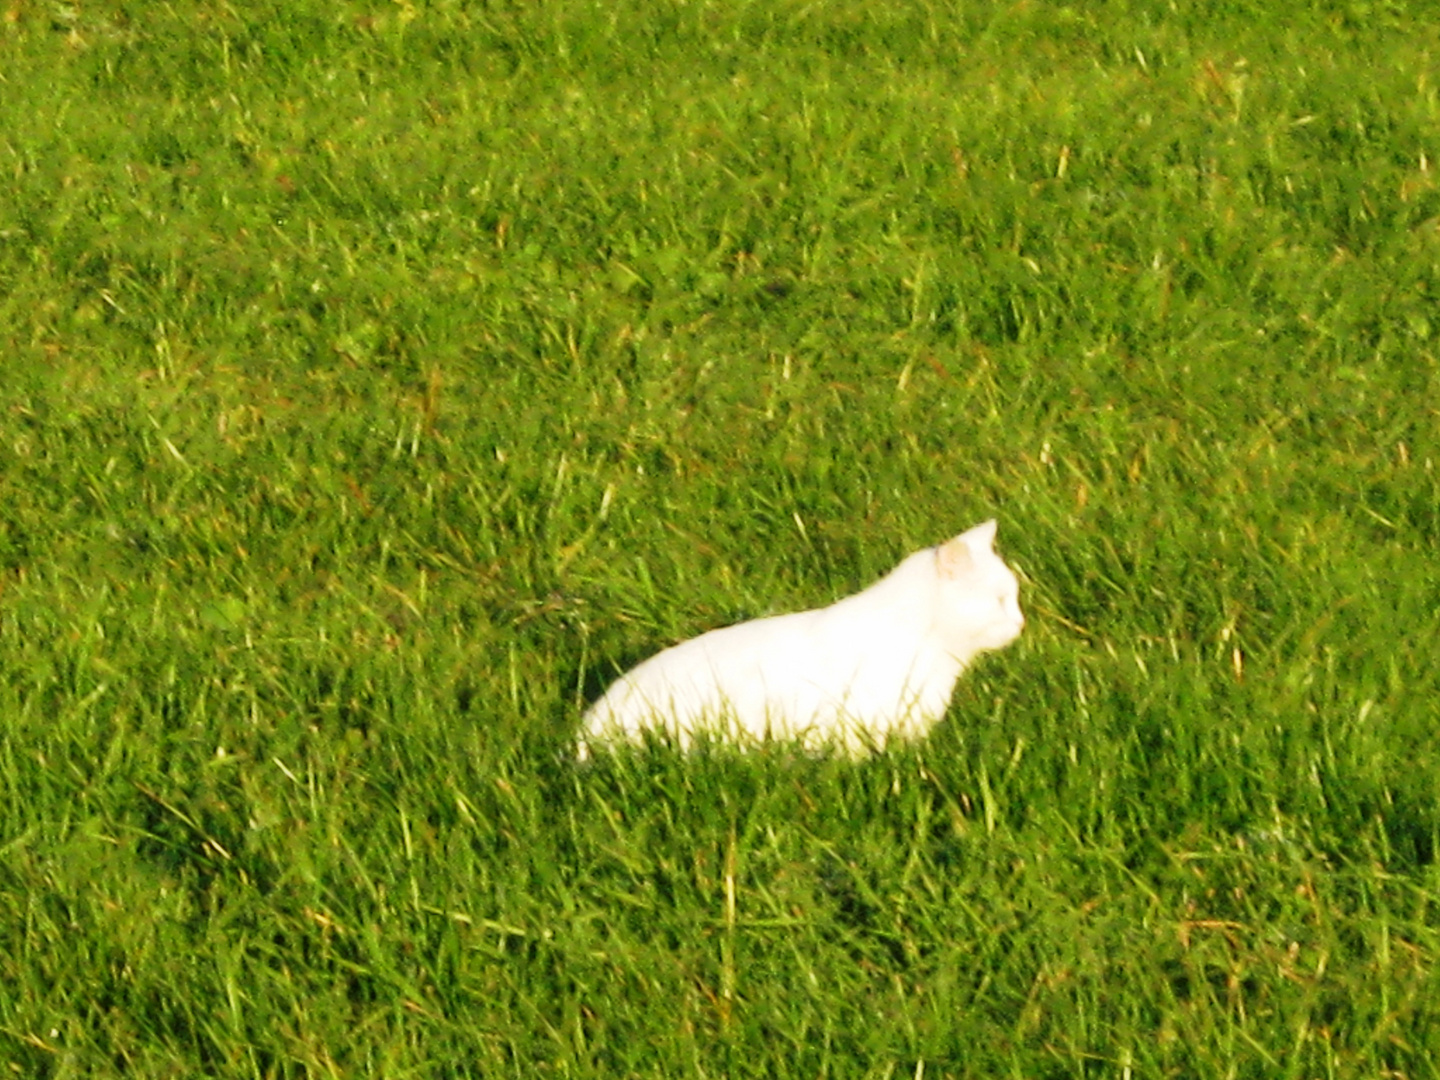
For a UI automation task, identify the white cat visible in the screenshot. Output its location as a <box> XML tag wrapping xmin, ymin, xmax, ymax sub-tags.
<box><xmin>578</xmin><ymin>519</ymin><xmax>1023</xmax><ymax>758</ymax></box>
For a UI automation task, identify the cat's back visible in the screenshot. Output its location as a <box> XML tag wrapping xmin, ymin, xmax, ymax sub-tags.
<box><xmin>580</xmin><ymin>605</ymin><xmax>830</xmax><ymax>742</ymax></box>
<box><xmin>579</xmin><ymin>569</ymin><xmax>920</xmax><ymax>748</ymax></box>
<box><xmin>597</xmin><ymin>605</ymin><xmax>822</xmax><ymax>698</ymax></box>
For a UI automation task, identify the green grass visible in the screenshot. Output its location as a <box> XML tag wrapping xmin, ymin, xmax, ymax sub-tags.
<box><xmin>2</xmin><ymin>0</ymin><xmax>1439</xmax><ymax>1075</ymax></box>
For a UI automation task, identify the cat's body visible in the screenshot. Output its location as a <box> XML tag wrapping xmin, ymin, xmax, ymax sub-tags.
<box><xmin>578</xmin><ymin>519</ymin><xmax>1023</xmax><ymax>758</ymax></box>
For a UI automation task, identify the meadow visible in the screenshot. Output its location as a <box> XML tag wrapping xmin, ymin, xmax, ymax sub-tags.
<box><xmin>1</xmin><ymin>0</ymin><xmax>1438</xmax><ymax>1075</ymax></box>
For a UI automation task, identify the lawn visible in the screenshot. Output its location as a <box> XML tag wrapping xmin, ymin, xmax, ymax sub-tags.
<box><xmin>1</xmin><ymin>0</ymin><xmax>1438</xmax><ymax>1075</ymax></box>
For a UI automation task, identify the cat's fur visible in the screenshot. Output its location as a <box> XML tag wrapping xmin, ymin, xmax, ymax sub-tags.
<box><xmin>578</xmin><ymin>519</ymin><xmax>1023</xmax><ymax>758</ymax></box>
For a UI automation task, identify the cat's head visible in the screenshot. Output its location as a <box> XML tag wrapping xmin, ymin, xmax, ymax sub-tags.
<box><xmin>932</xmin><ymin>519</ymin><xmax>1025</xmax><ymax>655</ymax></box>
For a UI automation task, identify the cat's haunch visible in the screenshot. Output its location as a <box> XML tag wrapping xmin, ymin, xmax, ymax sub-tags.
<box><xmin>578</xmin><ymin>519</ymin><xmax>1024</xmax><ymax>758</ymax></box>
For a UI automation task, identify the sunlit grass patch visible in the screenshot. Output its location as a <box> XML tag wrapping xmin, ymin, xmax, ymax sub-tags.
<box><xmin>1</xmin><ymin>0</ymin><xmax>1438</xmax><ymax>1075</ymax></box>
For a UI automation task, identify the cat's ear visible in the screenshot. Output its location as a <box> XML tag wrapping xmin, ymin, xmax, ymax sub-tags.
<box><xmin>963</xmin><ymin>518</ymin><xmax>998</xmax><ymax>550</ymax></box>
<box><xmin>936</xmin><ymin>535</ymin><xmax>975</xmax><ymax>579</ymax></box>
